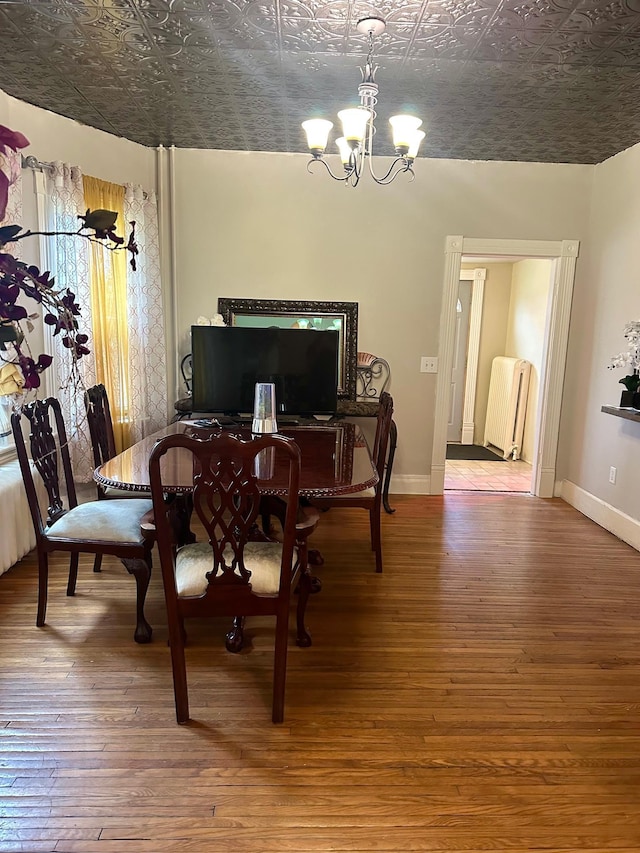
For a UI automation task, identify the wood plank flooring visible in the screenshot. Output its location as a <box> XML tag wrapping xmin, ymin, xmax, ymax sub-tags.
<box><xmin>2</xmin><ymin>493</ymin><xmax>640</xmax><ymax>852</ymax></box>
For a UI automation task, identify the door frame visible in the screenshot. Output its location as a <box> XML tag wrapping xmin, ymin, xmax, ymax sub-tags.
<box><xmin>459</xmin><ymin>267</ymin><xmax>486</xmax><ymax>445</ymax></box>
<box><xmin>432</xmin><ymin>236</ymin><xmax>580</xmax><ymax>498</ymax></box>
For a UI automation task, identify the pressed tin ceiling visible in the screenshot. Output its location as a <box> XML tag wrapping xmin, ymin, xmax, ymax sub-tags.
<box><xmin>1</xmin><ymin>0</ymin><xmax>640</xmax><ymax>164</ymax></box>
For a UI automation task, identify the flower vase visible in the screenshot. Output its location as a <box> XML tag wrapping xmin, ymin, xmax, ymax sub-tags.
<box><xmin>634</xmin><ymin>392</ymin><xmax>640</xmax><ymax>409</ymax></box>
<box><xmin>620</xmin><ymin>390</ymin><xmax>635</xmax><ymax>407</ymax></box>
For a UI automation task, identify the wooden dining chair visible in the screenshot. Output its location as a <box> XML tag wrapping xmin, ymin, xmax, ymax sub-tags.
<box><xmin>312</xmin><ymin>391</ymin><xmax>394</xmax><ymax>573</ymax></box>
<box><xmin>84</xmin><ymin>384</ymin><xmax>152</xmax><ymax>497</ymax></box>
<box><xmin>83</xmin><ymin>383</ymin><xmax>153</xmax><ymax>575</ymax></box>
<box><xmin>149</xmin><ymin>430</ymin><xmax>315</xmax><ymax>724</ymax></box>
<box><xmin>11</xmin><ymin>397</ymin><xmax>155</xmax><ymax>643</ymax></box>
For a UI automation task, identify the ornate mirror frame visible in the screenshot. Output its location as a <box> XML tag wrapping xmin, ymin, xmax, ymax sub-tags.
<box><xmin>218</xmin><ymin>298</ymin><xmax>358</xmax><ymax>400</ymax></box>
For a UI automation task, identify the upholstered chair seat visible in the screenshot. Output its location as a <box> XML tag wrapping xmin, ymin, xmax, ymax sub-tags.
<box><xmin>46</xmin><ymin>499</ymin><xmax>153</xmax><ymax>543</ymax></box>
<box><xmin>11</xmin><ymin>397</ymin><xmax>155</xmax><ymax>644</ymax></box>
<box><xmin>175</xmin><ymin>540</ymin><xmax>297</xmax><ymax>598</ymax></box>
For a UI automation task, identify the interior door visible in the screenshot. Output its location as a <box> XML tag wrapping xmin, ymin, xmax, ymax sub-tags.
<box><xmin>447</xmin><ymin>281</ymin><xmax>472</xmax><ymax>443</ymax></box>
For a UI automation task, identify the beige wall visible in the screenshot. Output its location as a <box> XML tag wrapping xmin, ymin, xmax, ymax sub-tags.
<box><xmin>172</xmin><ymin>148</ymin><xmax>591</xmax><ymax>481</ymax></box>
<box><xmin>0</xmin><ymin>90</ymin><xmax>156</xmax><ymax>188</ymax></box>
<box><xmin>559</xmin><ymin>141</ymin><xmax>640</xmax><ymax>520</ymax></box>
<box><xmin>505</xmin><ymin>259</ymin><xmax>552</xmax><ymax>463</ymax></box>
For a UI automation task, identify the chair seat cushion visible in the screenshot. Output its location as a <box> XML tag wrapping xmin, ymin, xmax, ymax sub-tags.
<box><xmin>46</xmin><ymin>499</ymin><xmax>153</xmax><ymax>544</ymax></box>
<box><xmin>175</xmin><ymin>540</ymin><xmax>294</xmax><ymax>598</ymax></box>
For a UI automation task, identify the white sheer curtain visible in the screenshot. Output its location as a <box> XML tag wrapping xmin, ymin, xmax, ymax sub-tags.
<box><xmin>35</xmin><ymin>172</ymin><xmax>165</xmax><ymax>478</ymax></box>
<box><xmin>45</xmin><ymin>162</ymin><xmax>96</xmax><ymax>481</ymax></box>
<box><xmin>124</xmin><ymin>184</ymin><xmax>167</xmax><ymax>442</ymax></box>
<box><xmin>2</xmin><ymin>149</ymin><xmax>22</xmax><ymax>228</ymax></box>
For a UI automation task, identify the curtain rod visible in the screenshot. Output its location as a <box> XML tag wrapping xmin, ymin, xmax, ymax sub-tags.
<box><xmin>21</xmin><ymin>154</ymin><xmax>54</xmax><ymax>172</ymax></box>
<box><xmin>20</xmin><ymin>154</ymin><xmax>150</xmax><ymax>199</ymax></box>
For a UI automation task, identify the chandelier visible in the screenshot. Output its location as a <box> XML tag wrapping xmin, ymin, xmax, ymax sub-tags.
<box><xmin>301</xmin><ymin>16</ymin><xmax>425</xmax><ymax>187</ymax></box>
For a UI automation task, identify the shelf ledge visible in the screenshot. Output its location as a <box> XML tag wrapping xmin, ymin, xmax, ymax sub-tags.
<box><xmin>601</xmin><ymin>405</ymin><xmax>640</xmax><ymax>423</ymax></box>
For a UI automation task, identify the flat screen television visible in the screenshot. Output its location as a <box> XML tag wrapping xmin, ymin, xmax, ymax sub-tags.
<box><xmin>191</xmin><ymin>325</ymin><xmax>339</xmax><ymax>416</ymax></box>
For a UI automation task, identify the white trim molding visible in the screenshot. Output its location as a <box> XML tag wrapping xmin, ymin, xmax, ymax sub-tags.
<box><xmin>560</xmin><ymin>480</ymin><xmax>640</xmax><ymax>553</ymax></box>
<box><xmin>390</xmin><ymin>474</ymin><xmax>431</xmax><ymax>495</ymax></box>
<box><xmin>460</xmin><ymin>268</ymin><xmax>485</xmax><ymax>445</ymax></box>
<box><xmin>433</xmin><ymin>236</ymin><xmax>580</xmax><ymax>498</ymax></box>
<box><xmin>431</xmin><ymin>236</ymin><xmax>464</xmax><ymax>494</ymax></box>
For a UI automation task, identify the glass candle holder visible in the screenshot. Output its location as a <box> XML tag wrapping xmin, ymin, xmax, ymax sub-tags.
<box><xmin>253</xmin><ymin>445</ymin><xmax>276</xmax><ymax>480</ymax></box>
<box><xmin>252</xmin><ymin>382</ymin><xmax>278</xmax><ymax>434</ymax></box>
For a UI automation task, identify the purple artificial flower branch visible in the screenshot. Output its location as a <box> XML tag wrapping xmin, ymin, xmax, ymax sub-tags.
<box><xmin>0</xmin><ymin>123</ymin><xmax>139</xmax><ymax>395</ymax></box>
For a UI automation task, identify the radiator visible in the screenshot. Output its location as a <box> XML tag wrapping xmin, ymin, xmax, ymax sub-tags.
<box><xmin>483</xmin><ymin>356</ymin><xmax>531</xmax><ymax>460</ymax></box>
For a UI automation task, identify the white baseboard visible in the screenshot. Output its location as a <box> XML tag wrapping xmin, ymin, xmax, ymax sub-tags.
<box><xmin>389</xmin><ymin>474</ymin><xmax>432</xmax><ymax>495</ymax></box>
<box><xmin>559</xmin><ymin>479</ymin><xmax>640</xmax><ymax>553</ymax></box>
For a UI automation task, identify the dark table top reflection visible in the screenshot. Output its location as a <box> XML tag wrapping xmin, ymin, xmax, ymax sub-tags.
<box><xmin>95</xmin><ymin>420</ymin><xmax>378</xmax><ymax>499</ymax></box>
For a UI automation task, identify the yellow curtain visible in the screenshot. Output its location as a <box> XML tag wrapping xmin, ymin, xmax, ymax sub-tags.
<box><xmin>82</xmin><ymin>176</ymin><xmax>130</xmax><ymax>451</ymax></box>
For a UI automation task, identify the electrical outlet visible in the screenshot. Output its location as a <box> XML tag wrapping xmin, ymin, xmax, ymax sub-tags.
<box><xmin>609</xmin><ymin>466</ymin><xmax>617</xmax><ymax>484</ymax></box>
<box><xmin>420</xmin><ymin>356</ymin><xmax>438</xmax><ymax>373</ymax></box>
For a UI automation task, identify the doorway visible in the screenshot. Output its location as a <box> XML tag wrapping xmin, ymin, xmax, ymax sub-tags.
<box><xmin>445</xmin><ymin>257</ymin><xmax>553</xmax><ymax>493</ymax></box>
<box><xmin>431</xmin><ymin>236</ymin><xmax>580</xmax><ymax>498</ymax></box>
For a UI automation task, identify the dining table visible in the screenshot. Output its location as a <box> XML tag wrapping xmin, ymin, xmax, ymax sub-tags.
<box><xmin>94</xmin><ymin>420</ymin><xmax>379</xmax><ymax>642</ymax></box>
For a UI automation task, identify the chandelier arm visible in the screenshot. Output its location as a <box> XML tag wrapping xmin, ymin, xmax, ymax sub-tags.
<box><xmin>348</xmin><ymin>168</ymin><xmax>361</xmax><ymax>188</ymax></box>
<box><xmin>306</xmin><ymin>157</ymin><xmax>350</xmax><ymax>182</ymax></box>
<box><xmin>368</xmin><ymin>156</ymin><xmax>414</xmax><ymax>185</ymax></box>
<box><xmin>302</xmin><ymin>16</ymin><xmax>423</xmax><ymax>188</ymax></box>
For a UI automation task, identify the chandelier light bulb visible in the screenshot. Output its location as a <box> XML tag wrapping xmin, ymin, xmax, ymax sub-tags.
<box><xmin>407</xmin><ymin>129</ymin><xmax>426</xmax><ymax>160</ymax></box>
<box><xmin>335</xmin><ymin>137</ymin><xmax>352</xmax><ymax>166</ymax></box>
<box><xmin>302</xmin><ymin>119</ymin><xmax>334</xmax><ymax>156</ymax></box>
<box><xmin>389</xmin><ymin>115</ymin><xmax>423</xmax><ymax>153</ymax></box>
<box><xmin>337</xmin><ymin>108</ymin><xmax>371</xmax><ymax>146</ymax></box>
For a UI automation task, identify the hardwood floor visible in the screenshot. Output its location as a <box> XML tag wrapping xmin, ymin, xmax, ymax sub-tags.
<box><xmin>2</xmin><ymin>493</ymin><xmax>640</xmax><ymax>852</ymax></box>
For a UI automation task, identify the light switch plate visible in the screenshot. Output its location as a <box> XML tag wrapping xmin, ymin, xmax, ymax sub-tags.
<box><xmin>420</xmin><ymin>357</ymin><xmax>438</xmax><ymax>373</ymax></box>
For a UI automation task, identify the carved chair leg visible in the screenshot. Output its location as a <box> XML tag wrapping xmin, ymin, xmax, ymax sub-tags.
<box><xmin>272</xmin><ymin>606</ymin><xmax>290</xmax><ymax>723</ymax></box>
<box><xmin>370</xmin><ymin>506</ymin><xmax>383</xmax><ymax>573</ymax></box>
<box><xmin>121</xmin><ymin>557</ymin><xmax>153</xmax><ymax>644</ymax></box>
<box><xmin>167</xmin><ymin>622</ymin><xmax>190</xmax><ymax>724</ymax></box>
<box><xmin>296</xmin><ymin>569</ymin><xmax>313</xmax><ymax>648</ymax></box>
<box><xmin>226</xmin><ymin>616</ymin><xmax>245</xmax><ymax>653</ymax></box>
<box><xmin>36</xmin><ymin>551</ymin><xmax>49</xmax><ymax>627</ymax></box>
<box><xmin>166</xmin><ymin>617</ymin><xmax>187</xmax><ymax>647</ymax></box>
<box><xmin>66</xmin><ymin>553</ymin><xmax>79</xmax><ymax>596</ymax></box>
<box><xmin>93</xmin><ymin>554</ymin><xmax>102</xmax><ymax>573</ymax></box>
<box><xmin>382</xmin><ymin>419</ymin><xmax>398</xmax><ymax>514</ymax></box>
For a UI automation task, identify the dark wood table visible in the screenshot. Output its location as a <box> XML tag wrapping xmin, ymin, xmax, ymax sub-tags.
<box><xmin>95</xmin><ymin>420</ymin><xmax>378</xmax><ymax>498</ymax></box>
<box><xmin>94</xmin><ymin>421</ymin><xmax>378</xmax><ymax>643</ymax></box>
<box><xmin>174</xmin><ymin>399</ymin><xmax>397</xmax><ymax>513</ymax></box>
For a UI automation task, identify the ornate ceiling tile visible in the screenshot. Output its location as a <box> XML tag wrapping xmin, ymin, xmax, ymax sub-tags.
<box><xmin>1</xmin><ymin>0</ymin><xmax>640</xmax><ymax>162</ymax></box>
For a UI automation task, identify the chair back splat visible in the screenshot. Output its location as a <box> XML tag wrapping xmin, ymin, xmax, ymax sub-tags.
<box><xmin>11</xmin><ymin>396</ymin><xmax>155</xmax><ymax>644</ymax></box>
<box><xmin>84</xmin><ymin>383</ymin><xmax>151</xmax><ymax>513</ymax></box>
<box><xmin>18</xmin><ymin>398</ymin><xmax>78</xmax><ymax>529</ymax></box>
<box><xmin>84</xmin><ymin>383</ymin><xmax>116</xmax><ymax>468</ymax></box>
<box><xmin>148</xmin><ymin>430</ymin><xmax>307</xmax><ymax>724</ymax></box>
